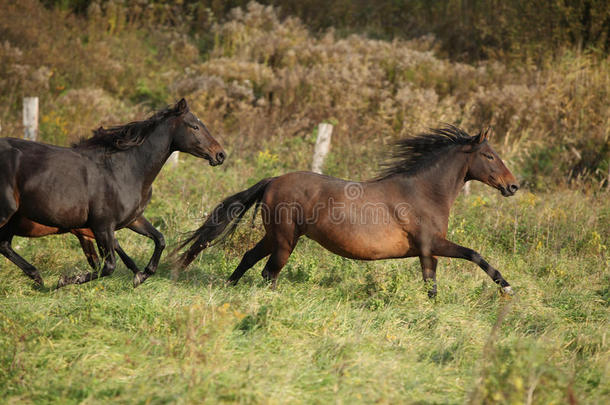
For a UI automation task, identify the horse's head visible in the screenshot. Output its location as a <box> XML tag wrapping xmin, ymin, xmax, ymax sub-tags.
<box><xmin>465</xmin><ymin>128</ymin><xmax>519</xmax><ymax>197</ymax></box>
<box><xmin>171</xmin><ymin>99</ymin><xmax>225</xmax><ymax>166</ymax></box>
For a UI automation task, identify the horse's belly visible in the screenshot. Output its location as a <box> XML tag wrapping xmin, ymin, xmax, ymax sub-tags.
<box><xmin>18</xmin><ymin>188</ymin><xmax>89</xmax><ymax>228</ymax></box>
<box><xmin>16</xmin><ymin>164</ymin><xmax>90</xmax><ymax>227</ymax></box>
<box><xmin>19</xmin><ymin>202</ymin><xmax>88</xmax><ymax>229</ymax></box>
<box><xmin>306</xmin><ymin>226</ymin><xmax>412</xmax><ymax>260</ymax></box>
<box><xmin>12</xmin><ymin>216</ymin><xmax>64</xmax><ymax>237</ymax></box>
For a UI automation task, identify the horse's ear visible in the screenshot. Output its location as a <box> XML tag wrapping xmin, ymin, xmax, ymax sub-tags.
<box><xmin>484</xmin><ymin>126</ymin><xmax>492</xmax><ymax>140</ymax></box>
<box><xmin>478</xmin><ymin>127</ymin><xmax>491</xmax><ymax>143</ymax></box>
<box><xmin>175</xmin><ymin>98</ymin><xmax>189</xmax><ymax>114</ymax></box>
<box><xmin>475</xmin><ymin>129</ymin><xmax>486</xmax><ymax>144</ymax></box>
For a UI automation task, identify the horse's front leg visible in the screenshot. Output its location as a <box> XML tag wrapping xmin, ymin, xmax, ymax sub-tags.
<box><xmin>431</xmin><ymin>238</ymin><xmax>513</xmax><ymax>295</ymax></box>
<box><xmin>114</xmin><ymin>241</ymin><xmax>140</xmax><ymax>274</ymax></box>
<box><xmin>57</xmin><ymin>227</ymin><xmax>117</xmax><ymax>287</ymax></box>
<box><xmin>127</xmin><ymin>216</ymin><xmax>165</xmax><ymax>287</ymax></box>
<box><xmin>73</xmin><ymin>230</ymin><xmax>141</xmax><ymax>274</ymax></box>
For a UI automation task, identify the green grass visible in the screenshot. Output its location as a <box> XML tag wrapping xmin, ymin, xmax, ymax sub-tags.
<box><xmin>1</xmin><ymin>2</ymin><xmax>608</xmax><ymax>402</ymax></box>
<box><xmin>1</xmin><ymin>158</ymin><xmax>608</xmax><ymax>404</ymax></box>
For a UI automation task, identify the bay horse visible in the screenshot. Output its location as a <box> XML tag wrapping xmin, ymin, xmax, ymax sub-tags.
<box><xmin>10</xmin><ymin>215</ymin><xmax>157</xmax><ymax>281</ymax></box>
<box><xmin>178</xmin><ymin>126</ymin><xmax>519</xmax><ymax>297</ymax></box>
<box><xmin>0</xmin><ymin>99</ymin><xmax>225</xmax><ymax>288</ymax></box>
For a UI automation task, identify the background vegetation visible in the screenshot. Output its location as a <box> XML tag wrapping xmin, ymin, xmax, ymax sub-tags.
<box><xmin>0</xmin><ymin>0</ymin><xmax>608</xmax><ymax>403</ymax></box>
<box><xmin>1</xmin><ymin>0</ymin><xmax>609</xmax><ymax>188</ymax></box>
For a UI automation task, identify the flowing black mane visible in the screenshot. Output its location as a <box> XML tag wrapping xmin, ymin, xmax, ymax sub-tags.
<box><xmin>73</xmin><ymin>102</ymin><xmax>187</xmax><ymax>151</ymax></box>
<box><xmin>377</xmin><ymin>125</ymin><xmax>481</xmax><ymax>179</ymax></box>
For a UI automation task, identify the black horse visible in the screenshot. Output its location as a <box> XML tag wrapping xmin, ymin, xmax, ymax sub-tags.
<box><xmin>0</xmin><ymin>99</ymin><xmax>225</xmax><ymax>288</ymax></box>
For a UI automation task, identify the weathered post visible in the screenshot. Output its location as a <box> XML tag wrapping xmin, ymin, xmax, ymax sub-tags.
<box><xmin>168</xmin><ymin>151</ymin><xmax>179</xmax><ymax>167</ymax></box>
<box><xmin>463</xmin><ymin>182</ymin><xmax>471</xmax><ymax>195</ymax></box>
<box><xmin>23</xmin><ymin>97</ymin><xmax>38</xmax><ymax>141</ymax></box>
<box><xmin>311</xmin><ymin>122</ymin><xmax>333</xmax><ymax>174</ymax></box>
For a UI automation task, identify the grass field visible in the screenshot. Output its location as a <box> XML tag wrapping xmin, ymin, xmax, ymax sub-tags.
<box><xmin>1</xmin><ymin>154</ymin><xmax>608</xmax><ymax>404</ymax></box>
<box><xmin>1</xmin><ymin>2</ymin><xmax>609</xmax><ymax>402</ymax></box>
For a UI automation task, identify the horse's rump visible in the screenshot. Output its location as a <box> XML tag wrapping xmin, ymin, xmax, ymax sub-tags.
<box><xmin>0</xmin><ymin>144</ymin><xmax>22</xmax><ymax>224</ymax></box>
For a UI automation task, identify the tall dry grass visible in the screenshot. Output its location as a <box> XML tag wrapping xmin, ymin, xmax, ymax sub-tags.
<box><xmin>0</xmin><ymin>1</ymin><xmax>608</xmax><ymax>188</ymax></box>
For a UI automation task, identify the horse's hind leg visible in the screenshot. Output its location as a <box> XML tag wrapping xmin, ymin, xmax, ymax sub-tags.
<box><xmin>419</xmin><ymin>255</ymin><xmax>438</xmax><ymax>298</ymax></box>
<box><xmin>0</xmin><ymin>167</ymin><xmax>44</xmax><ymax>287</ymax></box>
<box><xmin>75</xmin><ymin>233</ymin><xmax>100</xmax><ymax>270</ymax></box>
<box><xmin>227</xmin><ymin>235</ymin><xmax>272</xmax><ymax>285</ymax></box>
<box><xmin>261</xmin><ymin>237</ymin><xmax>298</xmax><ymax>290</ymax></box>
<box><xmin>0</xmin><ymin>149</ymin><xmax>42</xmax><ymax>286</ymax></box>
<box><xmin>0</xmin><ymin>205</ymin><xmax>45</xmax><ymax>287</ymax></box>
<box><xmin>57</xmin><ymin>227</ymin><xmax>117</xmax><ymax>287</ymax></box>
<box><xmin>0</xmin><ymin>232</ymin><xmax>44</xmax><ymax>286</ymax></box>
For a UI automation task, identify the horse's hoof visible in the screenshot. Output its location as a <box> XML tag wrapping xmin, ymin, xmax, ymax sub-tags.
<box><xmin>501</xmin><ymin>286</ymin><xmax>514</xmax><ymax>296</ymax></box>
<box><xmin>133</xmin><ymin>272</ymin><xmax>147</xmax><ymax>288</ymax></box>
<box><xmin>57</xmin><ymin>276</ymin><xmax>70</xmax><ymax>289</ymax></box>
<box><xmin>261</xmin><ymin>269</ymin><xmax>272</xmax><ymax>281</ymax></box>
<box><xmin>34</xmin><ymin>276</ymin><xmax>45</xmax><ymax>288</ymax></box>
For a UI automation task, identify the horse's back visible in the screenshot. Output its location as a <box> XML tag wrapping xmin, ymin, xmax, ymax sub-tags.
<box><xmin>2</xmin><ymin>137</ymin><xmax>79</xmax><ymax>157</ymax></box>
<box><xmin>263</xmin><ymin>171</ymin><xmax>401</xmax><ymax>203</ymax></box>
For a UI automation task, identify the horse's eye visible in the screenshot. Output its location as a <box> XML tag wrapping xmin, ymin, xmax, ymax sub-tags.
<box><xmin>188</xmin><ymin>124</ymin><xmax>199</xmax><ymax>130</ymax></box>
<box><xmin>484</xmin><ymin>153</ymin><xmax>494</xmax><ymax>160</ymax></box>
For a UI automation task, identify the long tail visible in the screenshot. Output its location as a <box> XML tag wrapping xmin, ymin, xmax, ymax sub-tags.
<box><xmin>177</xmin><ymin>178</ymin><xmax>274</xmax><ymax>268</ymax></box>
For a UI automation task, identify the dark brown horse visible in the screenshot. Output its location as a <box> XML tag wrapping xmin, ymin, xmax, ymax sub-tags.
<box><xmin>0</xmin><ymin>99</ymin><xmax>225</xmax><ymax>288</ymax></box>
<box><xmin>179</xmin><ymin>126</ymin><xmax>519</xmax><ymax>298</ymax></box>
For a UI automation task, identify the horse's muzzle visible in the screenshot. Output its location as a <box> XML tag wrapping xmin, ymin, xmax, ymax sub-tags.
<box><xmin>203</xmin><ymin>152</ymin><xmax>225</xmax><ymax>166</ymax></box>
<box><xmin>500</xmin><ymin>183</ymin><xmax>519</xmax><ymax>197</ymax></box>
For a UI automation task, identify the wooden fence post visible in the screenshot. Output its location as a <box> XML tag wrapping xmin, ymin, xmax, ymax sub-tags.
<box><xmin>168</xmin><ymin>151</ymin><xmax>179</xmax><ymax>167</ymax></box>
<box><xmin>23</xmin><ymin>97</ymin><xmax>38</xmax><ymax>141</ymax></box>
<box><xmin>311</xmin><ymin>123</ymin><xmax>333</xmax><ymax>174</ymax></box>
<box><xmin>463</xmin><ymin>182</ymin><xmax>471</xmax><ymax>195</ymax></box>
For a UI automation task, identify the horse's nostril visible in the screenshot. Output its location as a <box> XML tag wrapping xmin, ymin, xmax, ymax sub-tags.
<box><xmin>508</xmin><ymin>184</ymin><xmax>519</xmax><ymax>193</ymax></box>
<box><xmin>216</xmin><ymin>152</ymin><xmax>226</xmax><ymax>163</ymax></box>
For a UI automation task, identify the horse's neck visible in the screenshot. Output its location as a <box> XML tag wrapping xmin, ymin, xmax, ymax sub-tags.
<box><xmin>120</xmin><ymin>124</ymin><xmax>174</xmax><ymax>191</ymax></box>
<box><xmin>394</xmin><ymin>150</ymin><xmax>469</xmax><ymax>211</ymax></box>
<box><xmin>422</xmin><ymin>151</ymin><xmax>469</xmax><ymax>207</ymax></box>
